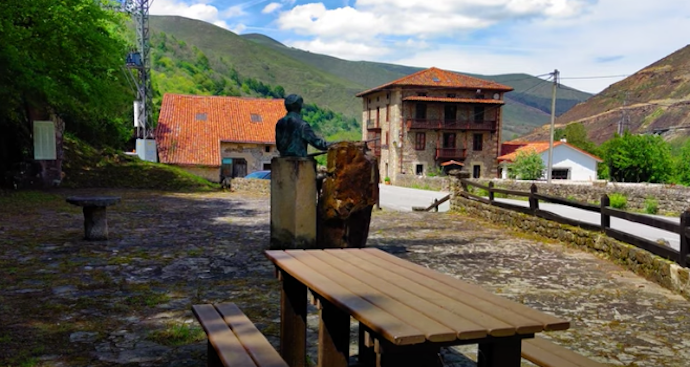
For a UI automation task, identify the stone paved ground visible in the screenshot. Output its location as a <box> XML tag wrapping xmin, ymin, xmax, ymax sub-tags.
<box><xmin>1</xmin><ymin>189</ymin><xmax>689</xmax><ymax>367</ymax></box>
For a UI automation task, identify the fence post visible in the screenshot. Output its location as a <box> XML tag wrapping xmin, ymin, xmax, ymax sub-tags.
<box><xmin>601</xmin><ymin>195</ymin><xmax>610</xmax><ymax>230</ymax></box>
<box><xmin>529</xmin><ymin>183</ymin><xmax>539</xmax><ymax>211</ymax></box>
<box><xmin>434</xmin><ymin>199</ymin><xmax>439</xmax><ymax>213</ymax></box>
<box><xmin>488</xmin><ymin>181</ymin><xmax>495</xmax><ymax>203</ymax></box>
<box><xmin>680</xmin><ymin>209</ymin><xmax>690</xmax><ymax>267</ymax></box>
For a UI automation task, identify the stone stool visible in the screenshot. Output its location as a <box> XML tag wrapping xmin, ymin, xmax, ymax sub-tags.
<box><xmin>66</xmin><ymin>196</ymin><xmax>121</xmax><ymax>240</ymax></box>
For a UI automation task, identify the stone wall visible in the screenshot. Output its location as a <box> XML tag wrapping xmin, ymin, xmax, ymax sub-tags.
<box><xmin>232</xmin><ymin>178</ymin><xmax>270</xmax><ymax>194</ymax></box>
<box><xmin>394</xmin><ymin>174</ymin><xmax>450</xmax><ymax>192</ymax></box>
<box><xmin>469</xmin><ymin>179</ymin><xmax>690</xmax><ymax>215</ymax></box>
<box><xmin>450</xmin><ymin>194</ymin><xmax>690</xmax><ymax>298</ymax></box>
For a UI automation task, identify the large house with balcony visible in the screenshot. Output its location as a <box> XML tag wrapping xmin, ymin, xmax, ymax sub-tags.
<box><xmin>356</xmin><ymin>67</ymin><xmax>513</xmax><ymax>183</ymax></box>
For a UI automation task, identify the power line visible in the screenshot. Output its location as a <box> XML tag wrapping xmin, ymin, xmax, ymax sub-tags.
<box><xmin>560</xmin><ymin>74</ymin><xmax>629</xmax><ymax>80</ymax></box>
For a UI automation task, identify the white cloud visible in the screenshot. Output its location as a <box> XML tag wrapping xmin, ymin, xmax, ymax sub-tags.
<box><xmin>275</xmin><ymin>0</ymin><xmax>690</xmax><ymax>93</ymax></box>
<box><xmin>276</xmin><ymin>0</ymin><xmax>588</xmax><ymax>41</ymax></box>
<box><xmin>262</xmin><ymin>2</ymin><xmax>283</xmax><ymax>14</ymax></box>
<box><xmin>287</xmin><ymin>38</ymin><xmax>392</xmax><ymax>60</ymax></box>
<box><xmin>231</xmin><ymin>23</ymin><xmax>248</xmax><ymax>34</ymax></box>
<box><xmin>151</xmin><ymin>0</ymin><xmax>241</xmax><ymax>29</ymax></box>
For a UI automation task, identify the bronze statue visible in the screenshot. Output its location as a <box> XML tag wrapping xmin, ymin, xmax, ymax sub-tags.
<box><xmin>275</xmin><ymin>94</ymin><xmax>329</xmax><ymax>157</ymax></box>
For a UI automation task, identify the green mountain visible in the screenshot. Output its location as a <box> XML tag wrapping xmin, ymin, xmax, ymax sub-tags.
<box><xmin>240</xmin><ymin>32</ymin><xmax>591</xmax><ymax>139</ymax></box>
<box><xmin>149</xmin><ymin>15</ymin><xmax>592</xmax><ymax>139</ymax></box>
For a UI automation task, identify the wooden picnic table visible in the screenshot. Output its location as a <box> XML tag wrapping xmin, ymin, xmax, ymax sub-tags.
<box><xmin>265</xmin><ymin>248</ymin><xmax>570</xmax><ymax>367</ymax></box>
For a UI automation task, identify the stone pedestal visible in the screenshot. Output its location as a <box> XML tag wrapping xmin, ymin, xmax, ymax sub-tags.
<box><xmin>317</xmin><ymin>142</ymin><xmax>379</xmax><ymax>248</ymax></box>
<box><xmin>66</xmin><ymin>196</ymin><xmax>120</xmax><ymax>241</ymax></box>
<box><xmin>270</xmin><ymin>157</ymin><xmax>317</xmax><ymax>250</ymax></box>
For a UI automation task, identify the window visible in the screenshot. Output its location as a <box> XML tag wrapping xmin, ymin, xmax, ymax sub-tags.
<box><xmin>265</xmin><ymin>146</ymin><xmax>271</xmax><ymax>153</ymax></box>
<box><xmin>417</xmin><ymin>92</ymin><xmax>427</xmax><ymax>97</ymax></box>
<box><xmin>376</xmin><ymin>107</ymin><xmax>380</xmax><ymax>124</ymax></box>
<box><xmin>473</xmin><ymin>134</ymin><xmax>483</xmax><ymax>151</ymax></box>
<box><xmin>377</xmin><ymin>96</ymin><xmax>380</xmax><ymax>102</ymax></box>
<box><xmin>415</xmin><ymin>133</ymin><xmax>426</xmax><ymax>150</ymax></box>
<box><xmin>473</xmin><ymin>165</ymin><xmax>481</xmax><ymax>178</ymax></box>
<box><xmin>415</xmin><ymin>103</ymin><xmax>427</xmax><ymax>119</ymax></box>
<box><xmin>33</xmin><ymin>120</ymin><xmax>56</xmax><ymax>160</ymax></box>
<box><xmin>474</xmin><ymin>106</ymin><xmax>485</xmax><ymax>121</ymax></box>
<box><xmin>195</xmin><ymin>113</ymin><xmax>207</xmax><ymax>121</ymax></box>
<box><xmin>443</xmin><ymin>133</ymin><xmax>456</xmax><ymax>148</ymax></box>
<box><xmin>416</xmin><ymin>164</ymin><xmax>424</xmax><ymax>175</ymax></box>
<box><xmin>444</xmin><ymin>105</ymin><xmax>457</xmax><ymax>121</ymax></box>
<box><xmin>386</xmin><ymin>104</ymin><xmax>390</xmax><ymax>122</ymax></box>
<box><xmin>387</xmin><ymin>93</ymin><xmax>391</xmax><ymax>100</ymax></box>
<box><xmin>447</xmin><ymin>93</ymin><xmax>456</xmax><ymax>98</ymax></box>
<box><xmin>552</xmin><ymin>169</ymin><xmax>569</xmax><ymax>180</ymax></box>
<box><xmin>385</xmin><ymin>132</ymin><xmax>389</xmax><ymax>146</ymax></box>
<box><xmin>250</xmin><ymin>114</ymin><xmax>262</xmax><ymax>122</ymax></box>
<box><xmin>263</xmin><ymin>163</ymin><xmax>272</xmax><ymax>170</ymax></box>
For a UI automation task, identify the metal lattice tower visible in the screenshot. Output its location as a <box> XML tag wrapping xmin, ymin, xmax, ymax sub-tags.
<box><xmin>122</xmin><ymin>0</ymin><xmax>153</xmax><ymax>140</ymax></box>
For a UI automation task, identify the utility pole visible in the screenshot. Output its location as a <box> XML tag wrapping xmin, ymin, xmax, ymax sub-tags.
<box><xmin>546</xmin><ymin>69</ymin><xmax>559</xmax><ymax>184</ymax></box>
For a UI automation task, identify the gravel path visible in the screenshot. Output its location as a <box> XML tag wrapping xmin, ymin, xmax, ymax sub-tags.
<box><xmin>0</xmin><ymin>189</ymin><xmax>687</xmax><ymax>366</ymax></box>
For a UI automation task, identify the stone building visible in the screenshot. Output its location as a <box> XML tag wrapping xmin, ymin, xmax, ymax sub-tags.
<box><xmin>356</xmin><ymin>67</ymin><xmax>513</xmax><ymax>183</ymax></box>
<box><xmin>156</xmin><ymin>94</ymin><xmax>284</xmax><ymax>182</ymax></box>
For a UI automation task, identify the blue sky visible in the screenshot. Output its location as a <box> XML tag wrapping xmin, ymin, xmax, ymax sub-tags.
<box><xmin>151</xmin><ymin>0</ymin><xmax>690</xmax><ymax>93</ymax></box>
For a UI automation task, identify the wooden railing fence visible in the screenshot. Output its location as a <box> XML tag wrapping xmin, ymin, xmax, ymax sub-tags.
<box><xmin>460</xmin><ymin>179</ymin><xmax>690</xmax><ymax>268</ymax></box>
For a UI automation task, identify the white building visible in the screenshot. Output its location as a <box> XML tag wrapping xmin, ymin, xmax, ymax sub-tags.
<box><xmin>498</xmin><ymin>141</ymin><xmax>602</xmax><ymax>181</ymax></box>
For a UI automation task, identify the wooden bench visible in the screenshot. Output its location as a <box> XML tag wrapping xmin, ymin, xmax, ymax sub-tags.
<box><xmin>66</xmin><ymin>196</ymin><xmax>120</xmax><ymax>240</ymax></box>
<box><xmin>522</xmin><ymin>336</ymin><xmax>606</xmax><ymax>367</ymax></box>
<box><xmin>192</xmin><ymin>303</ymin><xmax>288</xmax><ymax>367</ymax></box>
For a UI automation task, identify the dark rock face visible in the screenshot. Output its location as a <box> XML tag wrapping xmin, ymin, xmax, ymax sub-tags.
<box><xmin>317</xmin><ymin>142</ymin><xmax>379</xmax><ymax>248</ymax></box>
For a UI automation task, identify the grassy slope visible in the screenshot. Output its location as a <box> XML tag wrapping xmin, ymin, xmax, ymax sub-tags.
<box><xmin>150</xmin><ymin>16</ymin><xmax>363</xmax><ymax>119</ymax></box>
<box><xmin>518</xmin><ymin>45</ymin><xmax>690</xmax><ymax>144</ymax></box>
<box><xmin>61</xmin><ymin>135</ymin><xmax>217</xmax><ymax>190</ymax></box>
<box><xmin>240</xmin><ymin>33</ymin><xmax>590</xmax><ymax>139</ymax></box>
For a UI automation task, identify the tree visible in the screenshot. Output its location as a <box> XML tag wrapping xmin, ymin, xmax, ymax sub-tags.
<box><xmin>556</xmin><ymin>122</ymin><xmax>596</xmax><ymax>153</ymax></box>
<box><xmin>0</xmin><ymin>0</ymin><xmax>132</xmax><ymax>171</ymax></box>
<box><xmin>674</xmin><ymin>139</ymin><xmax>690</xmax><ymax>185</ymax></box>
<box><xmin>508</xmin><ymin>150</ymin><xmax>545</xmax><ymax>180</ymax></box>
<box><xmin>599</xmin><ymin>132</ymin><xmax>673</xmax><ymax>183</ymax></box>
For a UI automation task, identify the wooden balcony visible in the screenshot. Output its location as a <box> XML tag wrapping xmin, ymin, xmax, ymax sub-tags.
<box><xmin>407</xmin><ymin>119</ymin><xmax>497</xmax><ymax>131</ymax></box>
<box><xmin>366</xmin><ymin>119</ymin><xmax>381</xmax><ymax>130</ymax></box>
<box><xmin>436</xmin><ymin>148</ymin><xmax>467</xmax><ymax>160</ymax></box>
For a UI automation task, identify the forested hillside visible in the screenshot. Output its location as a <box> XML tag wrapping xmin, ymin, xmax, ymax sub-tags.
<box><xmin>240</xmin><ymin>31</ymin><xmax>592</xmax><ymax>138</ymax></box>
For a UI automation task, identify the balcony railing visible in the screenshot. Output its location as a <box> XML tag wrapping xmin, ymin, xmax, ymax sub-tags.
<box><xmin>366</xmin><ymin>119</ymin><xmax>381</xmax><ymax>130</ymax></box>
<box><xmin>407</xmin><ymin>119</ymin><xmax>497</xmax><ymax>131</ymax></box>
<box><xmin>436</xmin><ymin>148</ymin><xmax>467</xmax><ymax>160</ymax></box>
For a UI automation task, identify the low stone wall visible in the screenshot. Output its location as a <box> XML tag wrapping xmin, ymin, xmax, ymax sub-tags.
<box><xmin>469</xmin><ymin>179</ymin><xmax>690</xmax><ymax>215</ymax></box>
<box><xmin>451</xmin><ymin>195</ymin><xmax>690</xmax><ymax>298</ymax></box>
<box><xmin>394</xmin><ymin>174</ymin><xmax>450</xmax><ymax>192</ymax></box>
<box><xmin>232</xmin><ymin>178</ymin><xmax>270</xmax><ymax>194</ymax></box>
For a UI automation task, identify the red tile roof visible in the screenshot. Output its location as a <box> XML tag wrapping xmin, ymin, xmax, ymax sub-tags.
<box><xmin>155</xmin><ymin>94</ymin><xmax>285</xmax><ymax>167</ymax></box>
<box><xmin>498</xmin><ymin>141</ymin><xmax>602</xmax><ymax>162</ymax></box>
<box><xmin>356</xmin><ymin>67</ymin><xmax>514</xmax><ymax>97</ymax></box>
<box><xmin>403</xmin><ymin>96</ymin><xmax>505</xmax><ymax>104</ymax></box>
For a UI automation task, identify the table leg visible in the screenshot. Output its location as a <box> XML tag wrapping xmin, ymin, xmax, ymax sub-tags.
<box><xmin>477</xmin><ymin>339</ymin><xmax>521</xmax><ymax>367</ymax></box>
<box><xmin>318</xmin><ymin>300</ymin><xmax>350</xmax><ymax>367</ymax></box>
<box><xmin>83</xmin><ymin>206</ymin><xmax>108</xmax><ymax>241</ymax></box>
<box><xmin>374</xmin><ymin>339</ymin><xmax>441</xmax><ymax>367</ymax></box>
<box><xmin>358</xmin><ymin>324</ymin><xmax>375</xmax><ymax>367</ymax></box>
<box><xmin>207</xmin><ymin>340</ymin><xmax>223</xmax><ymax>367</ymax></box>
<box><xmin>280</xmin><ymin>271</ymin><xmax>307</xmax><ymax>367</ymax></box>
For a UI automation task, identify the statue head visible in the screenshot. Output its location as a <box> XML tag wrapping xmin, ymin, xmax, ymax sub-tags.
<box><xmin>284</xmin><ymin>94</ymin><xmax>303</xmax><ymax>113</ymax></box>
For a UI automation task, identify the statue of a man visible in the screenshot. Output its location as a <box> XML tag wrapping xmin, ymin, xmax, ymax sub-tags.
<box><xmin>275</xmin><ymin>94</ymin><xmax>329</xmax><ymax>157</ymax></box>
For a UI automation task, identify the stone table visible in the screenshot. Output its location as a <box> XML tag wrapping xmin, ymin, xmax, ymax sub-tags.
<box><xmin>66</xmin><ymin>196</ymin><xmax>121</xmax><ymax>240</ymax></box>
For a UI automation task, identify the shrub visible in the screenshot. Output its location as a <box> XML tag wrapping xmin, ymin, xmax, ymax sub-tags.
<box><xmin>508</xmin><ymin>150</ymin><xmax>545</xmax><ymax>180</ymax></box>
<box><xmin>609</xmin><ymin>193</ymin><xmax>627</xmax><ymax>209</ymax></box>
<box><xmin>644</xmin><ymin>196</ymin><xmax>659</xmax><ymax>214</ymax></box>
